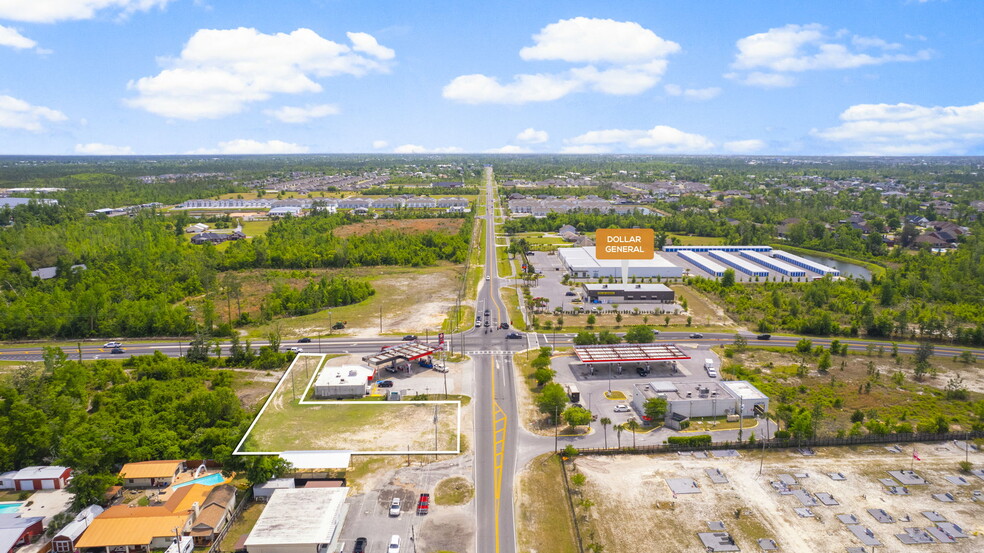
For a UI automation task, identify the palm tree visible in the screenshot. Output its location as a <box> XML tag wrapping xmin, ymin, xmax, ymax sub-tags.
<box><xmin>626</xmin><ymin>419</ymin><xmax>640</xmax><ymax>448</ymax></box>
<box><xmin>613</xmin><ymin>423</ymin><xmax>625</xmax><ymax>449</ymax></box>
<box><xmin>599</xmin><ymin>417</ymin><xmax>612</xmax><ymax>449</ymax></box>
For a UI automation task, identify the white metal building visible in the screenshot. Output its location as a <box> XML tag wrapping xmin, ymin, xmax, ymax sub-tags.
<box><xmin>558</xmin><ymin>246</ymin><xmax>683</xmax><ymax>279</ymax></box>
<box><xmin>244</xmin><ymin>487</ymin><xmax>349</xmax><ymax>553</ymax></box>
<box><xmin>631</xmin><ymin>380</ymin><xmax>769</xmax><ymax>422</ymax></box>
<box><xmin>314</xmin><ymin>365</ymin><xmax>374</xmax><ymax>399</ymax></box>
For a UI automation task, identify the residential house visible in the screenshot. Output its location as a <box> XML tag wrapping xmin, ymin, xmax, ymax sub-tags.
<box><xmin>370</xmin><ymin>197</ymin><xmax>404</xmax><ymax>209</ymax></box>
<box><xmin>404</xmin><ymin>196</ymin><xmax>436</xmax><ymax>209</ymax></box>
<box><xmin>0</xmin><ymin>466</ymin><xmax>72</xmax><ymax>491</ymax></box>
<box><xmin>905</xmin><ymin>215</ymin><xmax>930</xmax><ymax>227</ymax></box>
<box><xmin>190</xmin><ymin>231</ymin><xmax>246</xmax><ymax>245</ymax></box>
<box><xmin>75</xmin><ymin>484</ymin><xmax>214</xmax><ymax>553</ymax></box>
<box><xmin>119</xmin><ymin>460</ymin><xmax>185</xmax><ymax>488</ymax></box>
<box><xmin>51</xmin><ymin>505</ymin><xmax>104</xmax><ymax>553</ymax></box>
<box><xmin>0</xmin><ymin>514</ymin><xmax>43</xmax><ymax>553</ymax></box>
<box><xmin>336</xmin><ymin>197</ymin><xmax>373</xmax><ymax>210</ymax></box>
<box><xmin>187</xmin><ymin>484</ymin><xmax>237</xmax><ymax>546</ymax></box>
<box><xmin>436</xmin><ymin>197</ymin><xmax>469</xmax><ymax>209</ymax></box>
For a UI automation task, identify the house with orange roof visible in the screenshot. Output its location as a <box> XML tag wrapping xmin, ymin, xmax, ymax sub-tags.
<box><xmin>74</xmin><ymin>484</ymin><xmax>217</xmax><ymax>552</ymax></box>
<box><xmin>119</xmin><ymin>460</ymin><xmax>185</xmax><ymax>488</ymax></box>
<box><xmin>188</xmin><ymin>484</ymin><xmax>237</xmax><ymax>545</ymax></box>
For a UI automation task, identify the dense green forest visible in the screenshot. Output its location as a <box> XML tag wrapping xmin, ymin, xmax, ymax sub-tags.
<box><xmin>0</xmin><ymin>205</ymin><xmax>468</xmax><ymax>338</ymax></box>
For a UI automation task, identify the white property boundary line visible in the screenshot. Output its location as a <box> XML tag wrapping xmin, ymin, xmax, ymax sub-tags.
<box><xmin>234</xmin><ymin>353</ymin><xmax>461</xmax><ymax>457</ymax></box>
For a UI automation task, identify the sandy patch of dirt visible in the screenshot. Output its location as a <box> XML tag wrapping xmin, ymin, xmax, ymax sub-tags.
<box><xmin>573</xmin><ymin>443</ymin><xmax>984</xmax><ymax>553</ymax></box>
<box><xmin>343</xmin><ymin>272</ymin><xmax>460</xmax><ymax>337</ymax></box>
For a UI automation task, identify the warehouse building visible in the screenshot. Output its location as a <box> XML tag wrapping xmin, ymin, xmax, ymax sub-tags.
<box><xmin>244</xmin><ymin>487</ymin><xmax>348</xmax><ymax>553</ymax></box>
<box><xmin>558</xmin><ymin>246</ymin><xmax>683</xmax><ymax>279</ymax></box>
<box><xmin>582</xmin><ymin>283</ymin><xmax>675</xmax><ymax>303</ymax></box>
<box><xmin>664</xmin><ymin>245</ymin><xmax>772</xmax><ymax>253</ymax></box>
<box><xmin>631</xmin><ymin>380</ymin><xmax>769</xmax><ymax>427</ymax></box>
<box><xmin>739</xmin><ymin>250</ymin><xmax>806</xmax><ymax>277</ymax></box>
<box><xmin>675</xmin><ymin>251</ymin><xmax>725</xmax><ymax>277</ymax></box>
<box><xmin>708</xmin><ymin>251</ymin><xmax>769</xmax><ymax>277</ymax></box>
<box><xmin>773</xmin><ymin>251</ymin><xmax>841</xmax><ymax>276</ymax></box>
<box><xmin>313</xmin><ymin>365</ymin><xmax>374</xmax><ymax>399</ymax></box>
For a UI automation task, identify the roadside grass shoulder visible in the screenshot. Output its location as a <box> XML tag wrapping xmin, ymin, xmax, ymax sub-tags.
<box><xmin>516</xmin><ymin>454</ymin><xmax>578</xmax><ymax>553</ymax></box>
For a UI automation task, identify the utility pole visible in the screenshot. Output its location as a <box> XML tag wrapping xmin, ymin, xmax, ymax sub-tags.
<box><xmin>77</xmin><ymin>342</ymin><xmax>83</xmax><ymax>362</ymax></box>
<box><xmin>738</xmin><ymin>397</ymin><xmax>744</xmax><ymax>442</ymax></box>
<box><xmin>379</xmin><ymin>307</ymin><xmax>383</xmax><ymax>334</ymax></box>
<box><xmin>759</xmin><ymin>415</ymin><xmax>769</xmax><ymax>476</ymax></box>
<box><xmin>434</xmin><ymin>405</ymin><xmax>439</xmax><ymax>459</ymax></box>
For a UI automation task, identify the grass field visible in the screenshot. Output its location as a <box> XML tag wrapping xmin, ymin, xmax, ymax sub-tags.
<box><xmin>241</xmin><ymin>219</ymin><xmax>274</xmax><ymax>238</ymax></box>
<box><xmin>239</xmin><ymin>354</ymin><xmax>460</xmax><ymax>453</ymax></box>
<box><xmin>516</xmin><ymin>454</ymin><xmax>579</xmax><ymax>553</ymax></box>
<box><xmin>667</xmin><ymin>233</ymin><xmax>727</xmax><ymax>246</ymax></box>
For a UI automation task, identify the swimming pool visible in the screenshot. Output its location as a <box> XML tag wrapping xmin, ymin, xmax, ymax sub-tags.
<box><xmin>0</xmin><ymin>502</ymin><xmax>23</xmax><ymax>513</ymax></box>
<box><xmin>171</xmin><ymin>472</ymin><xmax>226</xmax><ymax>489</ymax></box>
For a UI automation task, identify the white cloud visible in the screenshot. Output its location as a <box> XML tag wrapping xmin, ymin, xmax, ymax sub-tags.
<box><xmin>442</xmin><ymin>73</ymin><xmax>580</xmax><ymax>104</ymax></box>
<box><xmin>664</xmin><ymin>84</ymin><xmax>721</xmax><ymax>101</ymax></box>
<box><xmin>516</xmin><ymin>128</ymin><xmax>548</xmax><ymax>144</ymax></box>
<box><xmin>264</xmin><ymin>103</ymin><xmax>340</xmax><ymax>123</ymax></box>
<box><xmin>0</xmin><ymin>25</ymin><xmax>37</xmax><ymax>50</ymax></box>
<box><xmin>485</xmin><ymin>145</ymin><xmax>533</xmax><ymax>154</ymax></box>
<box><xmin>393</xmin><ymin>144</ymin><xmax>463</xmax><ymax>154</ymax></box>
<box><xmin>372</xmin><ymin>140</ymin><xmax>388</xmax><ymax>149</ymax></box>
<box><xmin>729</xmin><ymin>23</ymin><xmax>931</xmax><ymax>87</ymax></box>
<box><xmin>723</xmin><ymin>139</ymin><xmax>766</xmax><ymax>153</ymax></box>
<box><xmin>444</xmin><ymin>17</ymin><xmax>678</xmax><ymax>104</ymax></box>
<box><xmin>0</xmin><ymin>0</ymin><xmax>174</xmax><ymax>23</ymax></box>
<box><xmin>346</xmin><ymin>32</ymin><xmax>395</xmax><ymax>60</ymax></box>
<box><xmin>74</xmin><ymin>142</ymin><xmax>134</xmax><ymax>155</ymax></box>
<box><xmin>190</xmin><ymin>139</ymin><xmax>310</xmax><ymax>155</ymax></box>
<box><xmin>127</xmin><ymin>27</ymin><xmax>394</xmax><ymax>119</ymax></box>
<box><xmin>566</xmin><ymin>125</ymin><xmax>714</xmax><ymax>153</ymax></box>
<box><xmin>814</xmin><ymin>101</ymin><xmax>984</xmax><ymax>155</ymax></box>
<box><xmin>0</xmin><ymin>95</ymin><xmax>67</xmax><ymax>131</ymax></box>
<box><xmin>519</xmin><ymin>17</ymin><xmax>680</xmax><ymax>64</ymax></box>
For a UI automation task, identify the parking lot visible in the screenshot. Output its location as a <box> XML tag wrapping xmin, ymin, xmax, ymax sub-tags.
<box><xmin>519</xmin><ymin>249</ymin><xmax>683</xmax><ymax>314</ymax></box>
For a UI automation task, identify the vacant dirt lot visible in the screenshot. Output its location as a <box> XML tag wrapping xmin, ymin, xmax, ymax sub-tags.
<box><xmin>573</xmin><ymin>442</ymin><xmax>983</xmax><ymax>553</ymax></box>
<box><xmin>333</xmin><ymin>218</ymin><xmax>464</xmax><ymax>238</ymax></box>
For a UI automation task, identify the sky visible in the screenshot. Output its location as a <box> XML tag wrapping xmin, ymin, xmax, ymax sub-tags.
<box><xmin>0</xmin><ymin>0</ymin><xmax>981</xmax><ymax>156</ymax></box>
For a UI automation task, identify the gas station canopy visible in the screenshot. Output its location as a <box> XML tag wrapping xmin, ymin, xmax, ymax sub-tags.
<box><xmin>573</xmin><ymin>343</ymin><xmax>690</xmax><ymax>364</ymax></box>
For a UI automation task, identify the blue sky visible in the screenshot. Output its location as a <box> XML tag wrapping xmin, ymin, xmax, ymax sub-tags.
<box><xmin>0</xmin><ymin>0</ymin><xmax>981</xmax><ymax>156</ymax></box>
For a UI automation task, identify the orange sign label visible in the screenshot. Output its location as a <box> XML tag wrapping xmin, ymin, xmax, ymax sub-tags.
<box><xmin>595</xmin><ymin>228</ymin><xmax>654</xmax><ymax>260</ymax></box>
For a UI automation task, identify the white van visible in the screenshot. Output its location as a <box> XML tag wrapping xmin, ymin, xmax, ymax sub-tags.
<box><xmin>704</xmin><ymin>358</ymin><xmax>718</xmax><ymax>378</ymax></box>
<box><xmin>389</xmin><ymin>535</ymin><xmax>401</xmax><ymax>553</ymax></box>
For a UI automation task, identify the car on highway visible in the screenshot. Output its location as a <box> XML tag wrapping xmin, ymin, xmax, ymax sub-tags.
<box><xmin>499</xmin><ymin>322</ymin><xmax>509</xmax><ymax>329</ymax></box>
<box><xmin>402</xmin><ymin>335</ymin><xmax>417</xmax><ymax>341</ymax></box>
<box><xmin>756</xmin><ymin>334</ymin><xmax>771</xmax><ymax>340</ymax></box>
<box><xmin>484</xmin><ymin>309</ymin><xmax>491</xmax><ymax>316</ymax></box>
<box><xmin>389</xmin><ymin>497</ymin><xmax>401</xmax><ymax>516</ymax></box>
<box><xmin>103</xmin><ymin>341</ymin><xmax>122</xmax><ymax>348</ymax></box>
<box><xmin>353</xmin><ymin>537</ymin><xmax>367</xmax><ymax>553</ymax></box>
<box><xmin>475</xmin><ymin>320</ymin><xmax>481</xmax><ymax>327</ymax></box>
<box><xmin>486</xmin><ymin>275</ymin><xmax>491</xmax><ymax>280</ymax></box>
<box><xmin>484</xmin><ymin>320</ymin><xmax>490</xmax><ymax>327</ymax></box>
<box><xmin>388</xmin><ymin>535</ymin><xmax>400</xmax><ymax>553</ymax></box>
<box><xmin>653</xmin><ymin>329</ymin><xmax>660</xmax><ymax>335</ymax></box>
<box><xmin>110</xmin><ymin>347</ymin><xmax>125</xmax><ymax>354</ymax></box>
<box><xmin>377</xmin><ymin>380</ymin><xmax>394</xmax><ymax>388</ymax></box>
<box><xmin>298</xmin><ymin>337</ymin><xmax>312</xmax><ymax>343</ymax></box>
<box><xmin>690</xmin><ymin>332</ymin><xmax>704</xmax><ymax>339</ymax></box>
<box><xmin>613</xmin><ymin>404</ymin><xmax>630</xmax><ymax>412</ymax></box>
<box><xmin>286</xmin><ymin>347</ymin><xmax>303</xmax><ymax>353</ymax></box>
<box><xmin>506</xmin><ymin>332</ymin><xmax>523</xmax><ymax>339</ymax></box>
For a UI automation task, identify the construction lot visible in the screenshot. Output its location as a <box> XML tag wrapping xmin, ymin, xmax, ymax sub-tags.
<box><xmin>571</xmin><ymin>442</ymin><xmax>983</xmax><ymax>552</ymax></box>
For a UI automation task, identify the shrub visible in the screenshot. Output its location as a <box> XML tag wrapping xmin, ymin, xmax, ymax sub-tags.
<box><xmin>666</xmin><ymin>435</ymin><xmax>712</xmax><ymax>446</ymax></box>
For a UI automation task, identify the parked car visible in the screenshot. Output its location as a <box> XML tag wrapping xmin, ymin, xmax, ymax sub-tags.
<box><xmin>506</xmin><ymin>332</ymin><xmax>523</xmax><ymax>339</ymax></box>
<box><xmin>389</xmin><ymin>497</ymin><xmax>401</xmax><ymax>516</ymax></box>
<box><xmin>110</xmin><ymin>347</ymin><xmax>125</xmax><ymax>354</ymax></box>
<box><xmin>378</xmin><ymin>380</ymin><xmax>394</xmax><ymax>388</ymax></box>
<box><xmin>286</xmin><ymin>347</ymin><xmax>303</xmax><ymax>353</ymax></box>
<box><xmin>613</xmin><ymin>404</ymin><xmax>630</xmax><ymax>413</ymax></box>
<box><xmin>103</xmin><ymin>341</ymin><xmax>122</xmax><ymax>348</ymax></box>
<box><xmin>402</xmin><ymin>335</ymin><xmax>417</xmax><ymax>341</ymax></box>
<box><xmin>388</xmin><ymin>535</ymin><xmax>400</xmax><ymax>553</ymax></box>
<box><xmin>690</xmin><ymin>332</ymin><xmax>704</xmax><ymax>339</ymax></box>
<box><xmin>565</xmin><ymin>291</ymin><xmax>576</xmax><ymax>296</ymax></box>
<box><xmin>353</xmin><ymin>538</ymin><xmax>367</xmax><ymax>553</ymax></box>
<box><xmin>756</xmin><ymin>334</ymin><xmax>772</xmax><ymax>340</ymax></box>
<box><xmin>298</xmin><ymin>337</ymin><xmax>312</xmax><ymax>343</ymax></box>
<box><xmin>636</xmin><ymin>367</ymin><xmax>650</xmax><ymax>377</ymax></box>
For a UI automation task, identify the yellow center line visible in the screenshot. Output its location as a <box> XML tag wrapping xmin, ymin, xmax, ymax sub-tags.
<box><xmin>490</xmin><ymin>356</ymin><xmax>507</xmax><ymax>553</ymax></box>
